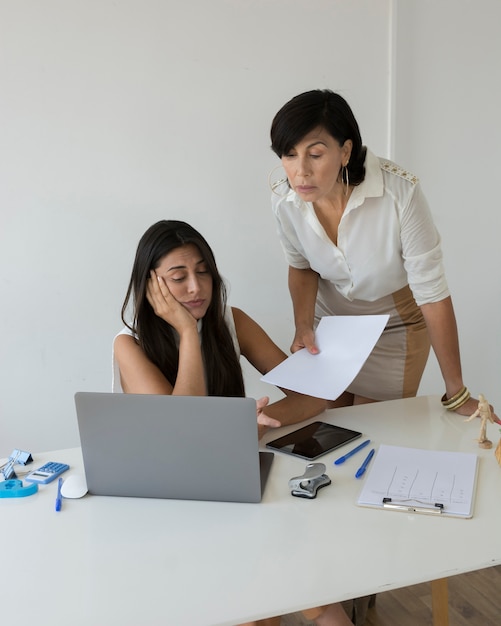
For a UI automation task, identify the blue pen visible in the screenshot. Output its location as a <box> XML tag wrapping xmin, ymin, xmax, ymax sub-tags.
<box><xmin>55</xmin><ymin>477</ymin><xmax>63</xmax><ymax>512</ymax></box>
<box><xmin>334</xmin><ymin>439</ymin><xmax>370</xmax><ymax>465</ymax></box>
<box><xmin>355</xmin><ymin>448</ymin><xmax>375</xmax><ymax>479</ymax></box>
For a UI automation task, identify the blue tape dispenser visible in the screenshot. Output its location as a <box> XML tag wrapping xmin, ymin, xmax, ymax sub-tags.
<box><xmin>0</xmin><ymin>479</ymin><xmax>38</xmax><ymax>498</ymax></box>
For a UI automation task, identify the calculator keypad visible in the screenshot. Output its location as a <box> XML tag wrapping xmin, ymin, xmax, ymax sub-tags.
<box><xmin>25</xmin><ymin>462</ymin><xmax>70</xmax><ymax>484</ymax></box>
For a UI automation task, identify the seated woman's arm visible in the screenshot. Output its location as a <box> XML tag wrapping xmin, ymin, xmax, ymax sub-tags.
<box><xmin>232</xmin><ymin>307</ymin><xmax>327</xmax><ymax>429</ymax></box>
<box><xmin>114</xmin><ymin>330</ymin><xmax>206</xmax><ymax>395</ymax></box>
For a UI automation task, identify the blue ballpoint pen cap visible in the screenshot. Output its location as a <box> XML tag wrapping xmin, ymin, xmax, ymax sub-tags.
<box><xmin>334</xmin><ymin>439</ymin><xmax>370</xmax><ymax>465</ymax></box>
<box><xmin>355</xmin><ymin>448</ymin><xmax>375</xmax><ymax>478</ymax></box>
<box><xmin>55</xmin><ymin>477</ymin><xmax>63</xmax><ymax>511</ymax></box>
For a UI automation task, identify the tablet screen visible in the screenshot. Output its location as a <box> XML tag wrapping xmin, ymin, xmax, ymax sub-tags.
<box><xmin>266</xmin><ymin>422</ymin><xmax>362</xmax><ymax>460</ymax></box>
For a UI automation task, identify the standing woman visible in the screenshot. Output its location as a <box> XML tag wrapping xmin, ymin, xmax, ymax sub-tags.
<box><xmin>113</xmin><ymin>220</ymin><xmax>326</xmax><ymax>437</ymax></box>
<box><xmin>269</xmin><ymin>89</ymin><xmax>497</xmax><ymax>421</ymax></box>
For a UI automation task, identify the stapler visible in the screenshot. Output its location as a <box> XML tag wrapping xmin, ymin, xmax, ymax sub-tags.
<box><xmin>288</xmin><ymin>463</ymin><xmax>331</xmax><ymax>499</ymax></box>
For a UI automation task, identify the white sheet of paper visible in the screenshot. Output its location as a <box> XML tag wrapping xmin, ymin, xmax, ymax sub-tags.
<box><xmin>261</xmin><ymin>315</ymin><xmax>389</xmax><ymax>400</ymax></box>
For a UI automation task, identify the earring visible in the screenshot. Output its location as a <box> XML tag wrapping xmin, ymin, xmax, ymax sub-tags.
<box><xmin>342</xmin><ymin>163</ymin><xmax>350</xmax><ymax>196</ymax></box>
<box><xmin>268</xmin><ymin>164</ymin><xmax>290</xmax><ymax>196</ymax></box>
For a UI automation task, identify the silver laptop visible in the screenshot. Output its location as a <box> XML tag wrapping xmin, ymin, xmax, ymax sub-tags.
<box><xmin>74</xmin><ymin>392</ymin><xmax>274</xmax><ymax>503</ymax></box>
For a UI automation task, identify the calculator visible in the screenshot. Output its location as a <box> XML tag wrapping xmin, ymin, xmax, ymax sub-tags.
<box><xmin>25</xmin><ymin>462</ymin><xmax>70</xmax><ymax>484</ymax></box>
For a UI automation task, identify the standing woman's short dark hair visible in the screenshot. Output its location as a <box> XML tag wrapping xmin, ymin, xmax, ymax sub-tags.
<box><xmin>121</xmin><ymin>220</ymin><xmax>245</xmax><ymax>397</ymax></box>
<box><xmin>270</xmin><ymin>89</ymin><xmax>367</xmax><ymax>186</ymax></box>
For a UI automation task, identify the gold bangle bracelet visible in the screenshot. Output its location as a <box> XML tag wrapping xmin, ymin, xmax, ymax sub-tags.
<box><xmin>448</xmin><ymin>394</ymin><xmax>471</xmax><ymax>411</ymax></box>
<box><xmin>442</xmin><ymin>389</ymin><xmax>470</xmax><ymax>410</ymax></box>
<box><xmin>441</xmin><ymin>386</ymin><xmax>471</xmax><ymax>411</ymax></box>
<box><xmin>442</xmin><ymin>386</ymin><xmax>467</xmax><ymax>406</ymax></box>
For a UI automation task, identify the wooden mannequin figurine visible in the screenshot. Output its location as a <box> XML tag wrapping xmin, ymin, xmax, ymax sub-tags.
<box><xmin>464</xmin><ymin>394</ymin><xmax>494</xmax><ymax>449</ymax></box>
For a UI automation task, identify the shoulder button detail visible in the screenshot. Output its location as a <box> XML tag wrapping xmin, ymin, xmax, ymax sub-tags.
<box><xmin>380</xmin><ymin>159</ymin><xmax>418</xmax><ymax>185</ymax></box>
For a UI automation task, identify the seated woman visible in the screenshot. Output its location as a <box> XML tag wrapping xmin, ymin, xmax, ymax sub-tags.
<box><xmin>113</xmin><ymin>220</ymin><xmax>351</xmax><ymax>626</ymax></box>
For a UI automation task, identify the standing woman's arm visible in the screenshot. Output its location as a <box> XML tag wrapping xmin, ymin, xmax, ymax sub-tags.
<box><xmin>288</xmin><ymin>266</ymin><xmax>320</xmax><ymax>354</ymax></box>
<box><xmin>420</xmin><ymin>297</ymin><xmax>498</xmax><ymax>421</ymax></box>
<box><xmin>400</xmin><ymin>182</ymin><xmax>498</xmax><ymax>421</ymax></box>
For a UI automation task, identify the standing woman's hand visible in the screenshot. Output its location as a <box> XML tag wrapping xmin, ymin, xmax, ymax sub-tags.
<box><xmin>146</xmin><ymin>271</ymin><xmax>197</xmax><ymax>334</ymax></box>
<box><xmin>291</xmin><ymin>326</ymin><xmax>320</xmax><ymax>355</ymax></box>
<box><xmin>454</xmin><ymin>395</ymin><xmax>500</xmax><ymax>424</ymax></box>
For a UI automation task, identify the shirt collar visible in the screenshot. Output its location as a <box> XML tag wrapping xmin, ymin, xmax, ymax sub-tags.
<box><xmin>286</xmin><ymin>186</ymin><xmax>300</xmax><ymax>207</ymax></box>
<box><xmin>349</xmin><ymin>149</ymin><xmax>383</xmax><ymax>207</ymax></box>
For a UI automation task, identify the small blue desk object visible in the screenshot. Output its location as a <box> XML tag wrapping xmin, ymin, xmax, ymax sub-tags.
<box><xmin>0</xmin><ymin>479</ymin><xmax>38</xmax><ymax>498</ymax></box>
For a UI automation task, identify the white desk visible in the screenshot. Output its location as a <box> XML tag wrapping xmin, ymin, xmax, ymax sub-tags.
<box><xmin>2</xmin><ymin>396</ymin><xmax>500</xmax><ymax>625</ymax></box>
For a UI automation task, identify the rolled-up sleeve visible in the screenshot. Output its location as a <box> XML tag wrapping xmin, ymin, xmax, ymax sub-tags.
<box><xmin>401</xmin><ymin>183</ymin><xmax>450</xmax><ymax>305</ymax></box>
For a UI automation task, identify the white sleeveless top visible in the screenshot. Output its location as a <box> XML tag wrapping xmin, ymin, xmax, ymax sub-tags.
<box><xmin>112</xmin><ymin>306</ymin><xmax>240</xmax><ymax>392</ymax></box>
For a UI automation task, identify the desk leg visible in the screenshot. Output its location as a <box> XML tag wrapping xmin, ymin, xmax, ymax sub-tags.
<box><xmin>431</xmin><ymin>578</ymin><xmax>449</xmax><ymax>626</ymax></box>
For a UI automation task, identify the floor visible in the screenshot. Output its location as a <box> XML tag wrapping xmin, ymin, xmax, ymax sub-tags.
<box><xmin>279</xmin><ymin>565</ymin><xmax>501</xmax><ymax>625</ymax></box>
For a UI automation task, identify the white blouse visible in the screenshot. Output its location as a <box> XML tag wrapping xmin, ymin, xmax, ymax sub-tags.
<box><xmin>272</xmin><ymin>149</ymin><xmax>449</xmax><ymax>306</ymax></box>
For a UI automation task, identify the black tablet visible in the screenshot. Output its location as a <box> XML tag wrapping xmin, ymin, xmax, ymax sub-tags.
<box><xmin>266</xmin><ymin>421</ymin><xmax>362</xmax><ymax>460</ymax></box>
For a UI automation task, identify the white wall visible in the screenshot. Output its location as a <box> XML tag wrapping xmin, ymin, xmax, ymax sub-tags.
<box><xmin>0</xmin><ymin>0</ymin><xmax>390</xmax><ymax>455</ymax></box>
<box><xmin>394</xmin><ymin>0</ymin><xmax>501</xmax><ymax>409</ymax></box>
<box><xmin>0</xmin><ymin>0</ymin><xmax>499</xmax><ymax>457</ymax></box>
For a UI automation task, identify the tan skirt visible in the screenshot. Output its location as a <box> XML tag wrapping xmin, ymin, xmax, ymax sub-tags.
<box><xmin>315</xmin><ymin>284</ymin><xmax>430</xmax><ymax>401</ymax></box>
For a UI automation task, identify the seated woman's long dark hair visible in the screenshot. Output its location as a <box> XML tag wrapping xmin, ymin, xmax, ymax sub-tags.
<box><xmin>121</xmin><ymin>220</ymin><xmax>245</xmax><ymax>397</ymax></box>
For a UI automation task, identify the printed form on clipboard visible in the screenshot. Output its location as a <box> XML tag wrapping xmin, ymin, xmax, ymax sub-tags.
<box><xmin>357</xmin><ymin>445</ymin><xmax>479</xmax><ymax>518</ymax></box>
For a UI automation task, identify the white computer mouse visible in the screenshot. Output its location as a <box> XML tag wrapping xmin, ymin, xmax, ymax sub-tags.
<box><xmin>60</xmin><ymin>474</ymin><xmax>88</xmax><ymax>498</ymax></box>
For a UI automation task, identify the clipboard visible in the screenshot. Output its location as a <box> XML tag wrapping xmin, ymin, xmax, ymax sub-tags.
<box><xmin>357</xmin><ymin>445</ymin><xmax>479</xmax><ymax>518</ymax></box>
